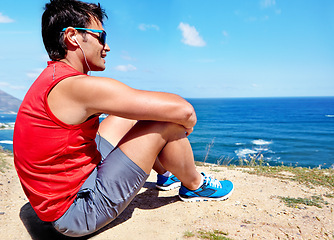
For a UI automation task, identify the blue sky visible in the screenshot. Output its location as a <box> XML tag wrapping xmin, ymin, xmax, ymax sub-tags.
<box><xmin>0</xmin><ymin>0</ymin><xmax>333</xmax><ymax>100</ymax></box>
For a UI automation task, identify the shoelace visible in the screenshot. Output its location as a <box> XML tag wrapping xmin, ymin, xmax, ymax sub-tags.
<box><xmin>204</xmin><ymin>176</ymin><xmax>222</xmax><ymax>188</ymax></box>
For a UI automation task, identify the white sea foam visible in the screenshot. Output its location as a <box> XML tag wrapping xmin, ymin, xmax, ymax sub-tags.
<box><xmin>325</xmin><ymin>115</ymin><xmax>334</xmax><ymax>118</ymax></box>
<box><xmin>252</xmin><ymin>139</ymin><xmax>272</xmax><ymax>145</ymax></box>
<box><xmin>235</xmin><ymin>149</ymin><xmax>257</xmax><ymax>158</ymax></box>
<box><xmin>235</xmin><ymin>142</ymin><xmax>244</xmax><ymax>146</ymax></box>
<box><xmin>99</xmin><ymin>114</ymin><xmax>108</xmax><ymax>119</ymax></box>
<box><xmin>0</xmin><ymin>140</ymin><xmax>13</xmax><ymax>144</ymax></box>
<box><xmin>254</xmin><ymin>147</ymin><xmax>269</xmax><ymax>152</ymax></box>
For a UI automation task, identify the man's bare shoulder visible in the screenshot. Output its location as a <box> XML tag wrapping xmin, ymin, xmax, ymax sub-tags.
<box><xmin>48</xmin><ymin>75</ymin><xmax>130</xmax><ymax>124</ymax></box>
<box><xmin>64</xmin><ymin>75</ymin><xmax>119</xmax><ymax>86</ymax></box>
<box><xmin>58</xmin><ymin>75</ymin><xmax>127</xmax><ymax>98</ymax></box>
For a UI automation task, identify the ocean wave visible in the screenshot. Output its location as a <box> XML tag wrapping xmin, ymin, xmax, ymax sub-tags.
<box><xmin>0</xmin><ymin>140</ymin><xmax>13</xmax><ymax>144</ymax></box>
<box><xmin>252</xmin><ymin>139</ymin><xmax>272</xmax><ymax>145</ymax></box>
<box><xmin>235</xmin><ymin>148</ymin><xmax>257</xmax><ymax>158</ymax></box>
<box><xmin>254</xmin><ymin>147</ymin><xmax>269</xmax><ymax>152</ymax></box>
<box><xmin>325</xmin><ymin>115</ymin><xmax>334</xmax><ymax>118</ymax></box>
<box><xmin>99</xmin><ymin>114</ymin><xmax>109</xmax><ymax>119</ymax></box>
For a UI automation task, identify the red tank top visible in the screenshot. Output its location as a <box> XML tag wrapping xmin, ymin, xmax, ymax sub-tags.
<box><xmin>13</xmin><ymin>61</ymin><xmax>101</xmax><ymax>222</ymax></box>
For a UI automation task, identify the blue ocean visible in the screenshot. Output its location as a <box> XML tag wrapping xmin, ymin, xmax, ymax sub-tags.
<box><xmin>1</xmin><ymin>97</ymin><xmax>333</xmax><ymax>168</ymax></box>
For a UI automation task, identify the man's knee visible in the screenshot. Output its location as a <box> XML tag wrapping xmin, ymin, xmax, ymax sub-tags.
<box><xmin>99</xmin><ymin>116</ymin><xmax>138</xmax><ymax>146</ymax></box>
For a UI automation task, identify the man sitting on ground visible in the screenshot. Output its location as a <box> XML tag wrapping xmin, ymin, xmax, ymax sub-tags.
<box><xmin>13</xmin><ymin>0</ymin><xmax>233</xmax><ymax>237</ymax></box>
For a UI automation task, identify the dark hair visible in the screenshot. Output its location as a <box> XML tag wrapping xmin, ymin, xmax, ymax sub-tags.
<box><xmin>42</xmin><ymin>0</ymin><xmax>107</xmax><ymax>60</ymax></box>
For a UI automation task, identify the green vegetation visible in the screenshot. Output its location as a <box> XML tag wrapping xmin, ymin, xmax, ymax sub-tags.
<box><xmin>324</xmin><ymin>193</ymin><xmax>334</xmax><ymax>198</ymax></box>
<box><xmin>183</xmin><ymin>231</ymin><xmax>195</xmax><ymax>238</ymax></box>
<box><xmin>184</xmin><ymin>230</ymin><xmax>231</xmax><ymax>240</ymax></box>
<box><xmin>278</xmin><ymin>195</ymin><xmax>329</xmax><ymax>208</ymax></box>
<box><xmin>199</xmin><ymin>154</ymin><xmax>334</xmax><ymax>190</ymax></box>
<box><xmin>0</xmin><ymin>154</ymin><xmax>9</xmax><ymax>173</ymax></box>
<box><xmin>238</xmin><ymin>153</ymin><xmax>267</xmax><ymax>167</ymax></box>
<box><xmin>0</xmin><ymin>147</ymin><xmax>12</xmax><ymax>173</ymax></box>
<box><xmin>244</xmin><ymin>165</ymin><xmax>334</xmax><ymax>190</ymax></box>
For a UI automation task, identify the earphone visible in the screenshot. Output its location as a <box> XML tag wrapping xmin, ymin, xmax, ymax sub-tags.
<box><xmin>72</xmin><ymin>35</ymin><xmax>91</xmax><ymax>74</ymax></box>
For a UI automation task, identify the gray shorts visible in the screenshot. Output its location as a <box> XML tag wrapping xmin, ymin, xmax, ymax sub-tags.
<box><xmin>52</xmin><ymin>135</ymin><xmax>149</xmax><ymax>237</ymax></box>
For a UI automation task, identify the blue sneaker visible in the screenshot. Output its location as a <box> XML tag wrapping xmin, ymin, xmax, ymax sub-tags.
<box><xmin>156</xmin><ymin>174</ymin><xmax>181</xmax><ymax>191</ymax></box>
<box><xmin>179</xmin><ymin>173</ymin><xmax>234</xmax><ymax>202</ymax></box>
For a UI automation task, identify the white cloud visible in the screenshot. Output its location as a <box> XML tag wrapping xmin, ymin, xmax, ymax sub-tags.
<box><xmin>121</xmin><ymin>51</ymin><xmax>136</xmax><ymax>61</ymax></box>
<box><xmin>178</xmin><ymin>22</ymin><xmax>206</xmax><ymax>47</ymax></box>
<box><xmin>138</xmin><ymin>24</ymin><xmax>159</xmax><ymax>31</ymax></box>
<box><xmin>26</xmin><ymin>68</ymin><xmax>44</xmax><ymax>79</ymax></box>
<box><xmin>114</xmin><ymin>64</ymin><xmax>137</xmax><ymax>72</ymax></box>
<box><xmin>0</xmin><ymin>82</ymin><xmax>10</xmax><ymax>87</ymax></box>
<box><xmin>260</xmin><ymin>0</ymin><xmax>276</xmax><ymax>8</ymax></box>
<box><xmin>9</xmin><ymin>85</ymin><xmax>26</xmax><ymax>90</ymax></box>
<box><xmin>0</xmin><ymin>13</ymin><xmax>14</xmax><ymax>23</ymax></box>
<box><xmin>0</xmin><ymin>82</ymin><xmax>26</xmax><ymax>90</ymax></box>
<box><xmin>121</xmin><ymin>55</ymin><xmax>136</xmax><ymax>61</ymax></box>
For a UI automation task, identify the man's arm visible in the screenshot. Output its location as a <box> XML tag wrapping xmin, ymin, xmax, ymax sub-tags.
<box><xmin>47</xmin><ymin>75</ymin><xmax>197</xmax><ymax>129</ymax></box>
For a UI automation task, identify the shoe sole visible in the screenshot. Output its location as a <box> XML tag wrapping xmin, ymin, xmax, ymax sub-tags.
<box><xmin>156</xmin><ymin>182</ymin><xmax>181</xmax><ymax>191</ymax></box>
<box><xmin>179</xmin><ymin>188</ymin><xmax>234</xmax><ymax>202</ymax></box>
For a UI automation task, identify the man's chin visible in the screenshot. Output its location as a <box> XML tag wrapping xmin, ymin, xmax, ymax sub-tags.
<box><xmin>92</xmin><ymin>65</ymin><xmax>106</xmax><ymax>72</ymax></box>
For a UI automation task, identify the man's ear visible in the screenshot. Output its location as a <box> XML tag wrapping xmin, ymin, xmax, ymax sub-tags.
<box><xmin>63</xmin><ymin>27</ymin><xmax>78</xmax><ymax>47</ymax></box>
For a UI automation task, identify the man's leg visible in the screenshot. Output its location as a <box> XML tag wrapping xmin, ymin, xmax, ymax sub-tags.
<box><xmin>98</xmin><ymin>115</ymin><xmax>136</xmax><ymax>146</ymax></box>
<box><xmin>53</xmin><ymin>116</ymin><xmax>232</xmax><ymax>237</ymax></box>
<box><xmin>98</xmin><ymin>115</ymin><xmax>170</xmax><ymax>176</ymax></box>
<box><xmin>99</xmin><ymin>115</ymin><xmax>202</xmax><ymax>190</ymax></box>
<box><xmin>115</xmin><ymin>120</ymin><xmax>202</xmax><ymax>190</ymax></box>
<box><xmin>153</xmin><ymin>158</ymin><xmax>168</xmax><ymax>175</ymax></box>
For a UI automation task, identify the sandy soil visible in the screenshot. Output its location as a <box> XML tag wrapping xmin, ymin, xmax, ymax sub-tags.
<box><xmin>1</xmin><ymin>152</ymin><xmax>333</xmax><ymax>240</ymax></box>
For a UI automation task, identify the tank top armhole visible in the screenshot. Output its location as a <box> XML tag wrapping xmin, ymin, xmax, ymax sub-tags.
<box><xmin>44</xmin><ymin>63</ymin><xmax>86</xmax><ymax>129</ymax></box>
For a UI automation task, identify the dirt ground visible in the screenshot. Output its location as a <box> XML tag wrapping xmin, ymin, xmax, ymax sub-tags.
<box><xmin>1</xmin><ymin>152</ymin><xmax>333</xmax><ymax>240</ymax></box>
